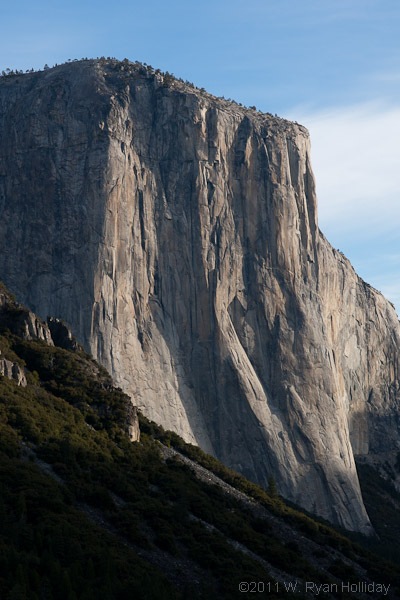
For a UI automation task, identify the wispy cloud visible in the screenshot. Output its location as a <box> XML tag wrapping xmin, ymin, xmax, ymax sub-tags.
<box><xmin>284</xmin><ymin>100</ymin><xmax>400</xmax><ymax>312</ymax></box>
<box><xmin>286</xmin><ymin>101</ymin><xmax>400</xmax><ymax>233</ymax></box>
<box><xmin>370</xmin><ymin>71</ymin><xmax>400</xmax><ymax>84</ymax></box>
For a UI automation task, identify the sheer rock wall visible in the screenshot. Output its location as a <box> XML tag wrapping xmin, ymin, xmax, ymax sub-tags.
<box><xmin>1</xmin><ymin>61</ymin><xmax>400</xmax><ymax>532</ymax></box>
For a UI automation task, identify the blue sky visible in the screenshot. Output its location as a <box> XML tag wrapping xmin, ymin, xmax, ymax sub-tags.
<box><xmin>2</xmin><ymin>0</ymin><xmax>400</xmax><ymax>308</ymax></box>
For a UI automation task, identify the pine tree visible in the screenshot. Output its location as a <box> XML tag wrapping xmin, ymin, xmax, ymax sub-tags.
<box><xmin>267</xmin><ymin>475</ymin><xmax>278</xmax><ymax>498</ymax></box>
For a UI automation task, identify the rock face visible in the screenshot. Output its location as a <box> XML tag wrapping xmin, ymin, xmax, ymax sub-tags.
<box><xmin>1</xmin><ymin>60</ymin><xmax>400</xmax><ymax>533</ymax></box>
<box><xmin>125</xmin><ymin>403</ymin><xmax>140</xmax><ymax>443</ymax></box>
<box><xmin>0</xmin><ymin>353</ymin><xmax>27</xmax><ymax>387</ymax></box>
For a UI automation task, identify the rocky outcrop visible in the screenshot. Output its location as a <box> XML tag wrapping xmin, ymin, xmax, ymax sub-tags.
<box><xmin>47</xmin><ymin>317</ymin><xmax>82</xmax><ymax>351</ymax></box>
<box><xmin>0</xmin><ymin>285</ymin><xmax>54</xmax><ymax>344</ymax></box>
<box><xmin>125</xmin><ymin>403</ymin><xmax>140</xmax><ymax>443</ymax></box>
<box><xmin>1</xmin><ymin>60</ymin><xmax>400</xmax><ymax>533</ymax></box>
<box><xmin>0</xmin><ymin>352</ymin><xmax>27</xmax><ymax>386</ymax></box>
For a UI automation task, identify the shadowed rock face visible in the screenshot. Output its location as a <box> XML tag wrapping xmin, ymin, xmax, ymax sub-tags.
<box><xmin>1</xmin><ymin>60</ymin><xmax>400</xmax><ymax>533</ymax></box>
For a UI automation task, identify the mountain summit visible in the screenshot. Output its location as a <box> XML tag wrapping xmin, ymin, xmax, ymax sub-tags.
<box><xmin>1</xmin><ymin>59</ymin><xmax>400</xmax><ymax>533</ymax></box>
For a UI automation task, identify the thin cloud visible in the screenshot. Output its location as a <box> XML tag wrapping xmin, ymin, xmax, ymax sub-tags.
<box><xmin>287</xmin><ymin>101</ymin><xmax>400</xmax><ymax>233</ymax></box>
<box><xmin>371</xmin><ymin>71</ymin><xmax>400</xmax><ymax>84</ymax></box>
<box><xmin>284</xmin><ymin>101</ymin><xmax>400</xmax><ymax>312</ymax></box>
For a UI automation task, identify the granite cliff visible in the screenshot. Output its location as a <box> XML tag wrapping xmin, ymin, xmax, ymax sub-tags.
<box><xmin>1</xmin><ymin>59</ymin><xmax>399</xmax><ymax>533</ymax></box>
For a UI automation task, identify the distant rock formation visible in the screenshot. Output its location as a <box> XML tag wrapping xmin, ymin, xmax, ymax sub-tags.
<box><xmin>1</xmin><ymin>60</ymin><xmax>400</xmax><ymax>532</ymax></box>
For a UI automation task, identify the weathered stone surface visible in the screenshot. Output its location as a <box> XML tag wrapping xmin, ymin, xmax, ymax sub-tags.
<box><xmin>0</xmin><ymin>353</ymin><xmax>27</xmax><ymax>386</ymax></box>
<box><xmin>125</xmin><ymin>402</ymin><xmax>140</xmax><ymax>443</ymax></box>
<box><xmin>1</xmin><ymin>60</ymin><xmax>400</xmax><ymax>532</ymax></box>
<box><xmin>11</xmin><ymin>362</ymin><xmax>27</xmax><ymax>387</ymax></box>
